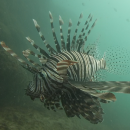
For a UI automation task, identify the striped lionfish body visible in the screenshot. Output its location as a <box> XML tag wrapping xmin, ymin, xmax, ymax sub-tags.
<box><xmin>1</xmin><ymin>11</ymin><xmax>130</xmax><ymax>124</ymax></box>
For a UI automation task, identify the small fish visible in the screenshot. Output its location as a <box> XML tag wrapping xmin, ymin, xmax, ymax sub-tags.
<box><xmin>1</xmin><ymin>11</ymin><xmax>130</xmax><ymax>124</ymax></box>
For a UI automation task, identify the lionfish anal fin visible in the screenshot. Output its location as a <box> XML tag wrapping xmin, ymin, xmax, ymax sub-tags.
<box><xmin>69</xmin><ymin>80</ymin><xmax>116</xmax><ymax>102</ymax></box>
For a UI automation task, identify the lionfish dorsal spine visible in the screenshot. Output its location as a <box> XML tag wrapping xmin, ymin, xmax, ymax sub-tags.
<box><xmin>66</xmin><ymin>19</ymin><xmax>72</xmax><ymax>52</ymax></box>
<box><xmin>83</xmin><ymin>19</ymin><xmax>97</xmax><ymax>43</ymax></box>
<box><xmin>76</xmin><ymin>13</ymin><xmax>92</xmax><ymax>51</ymax></box>
<box><xmin>0</xmin><ymin>41</ymin><xmax>39</xmax><ymax>73</ymax></box>
<box><xmin>26</xmin><ymin>37</ymin><xmax>49</xmax><ymax>58</ymax></box>
<box><xmin>22</xmin><ymin>49</ymin><xmax>47</xmax><ymax>65</ymax></box>
<box><xmin>33</xmin><ymin>19</ymin><xmax>57</xmax><ymax>55</ymax></box>
<box><xmin>49</xmin><ymin>11</ymin><xmax>61</xmax><ymax>53</ymax></box>
<box><xmin>59</xmin><ymin>15</ymin><xmax>66</xmax><ymax>51</ymax></box>
<box><xmin>0</xmin><ymin>41</ymin><xmax>26</xmax><ymax>65</ymax></box>
<box><xmin>77</xmin><ymin>15</ymin><xmax>98</xmax><ymax>54</ymax></box>
<box><xmin>71</xmin><ymin>13</ymin><xmax>83</xmax><ymax>51</ymax></box>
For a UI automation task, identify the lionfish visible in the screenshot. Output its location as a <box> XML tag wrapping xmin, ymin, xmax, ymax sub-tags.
<box><xmin>1</xmin><ymin>11</ymin><xmax>130</xmax><ymax>124</ymax></box>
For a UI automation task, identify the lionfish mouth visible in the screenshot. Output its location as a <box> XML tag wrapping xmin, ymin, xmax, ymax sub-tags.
<box><xmin>1</xmin><ymin>11</ymin><xmax>130</xmax><ymax>124</ymax></box>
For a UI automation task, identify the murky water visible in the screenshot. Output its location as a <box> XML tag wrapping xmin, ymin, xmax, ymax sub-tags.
<box><xmin>0</xmin><ymin>0</ymin><xmax>130</xmax><ymax>130</ymax></box>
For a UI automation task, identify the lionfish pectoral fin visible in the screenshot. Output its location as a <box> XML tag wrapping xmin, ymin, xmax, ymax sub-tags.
<box><xmin>57</xmin><ymin>60</ymin><xmax>78</xmax><ymax>79</ymax></box>
<box><xmin>0</xmin><ymin>41</ymin><xmax>27</xmax><ymax>65</ymax></box>
<box><xmin>69</xmin><ymin>80</ymin><xmax>130</xmax><ymax>94</ymax></box>
<box><xmin>0</xmin><ymin>41</ymin><xmax>39</xmax><ymax>74</ymax></box>
<box><xmin>88</xmin><ymin>81</ymin><xmax>130</xmax><ymax>94</ymax></box>
<box><xmin>90</xmin><ymin>92</ymin><xmax>116</xmax><ymax>101</ymax></box>
<box><xmin>69</xmin><ymin>80</ymin><xmax>116</xmax><ymax>101</ymax></box>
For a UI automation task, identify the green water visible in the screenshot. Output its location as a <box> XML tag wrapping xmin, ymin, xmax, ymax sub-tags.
<box><xmin>0</xmin><ymin>0</ymin><xmax>130</xmax><ymax>129</ymax></box>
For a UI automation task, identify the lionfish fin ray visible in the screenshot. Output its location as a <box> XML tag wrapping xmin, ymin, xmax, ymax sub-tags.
<box><xmin>90</xmin><ymin>92</ymin><xmax>116</xmax><ymax>102</ymax></box>
<box><xmin>0</xmin><ymin>41</ymin><xmax>39</xmax><ymax>73</ymax></box>
<box><xmin>22</xmin><ymin>50</ymin><xmax>41</xmax><ymax>67</ymax></box>
<box><xmin>69</xmin><ymin>81</ymin><xmax>130</xmax><ymax>94</ymax></box>
<box><xmin>83</xmin><ymin>19</ymin><xmax>97</xmax><ymax>46</ymax></box>
<box><xmin>59</xmin><ymin>15</ymin><xmax>66</xmax><ymax>50</ymax></box>
<box><xmin>71</xmin><ymin>13</ymin><xmax>83</xmax><ymax>51</ymax></box>
<box><xmin>76</xmin><ymin>13</ymin><xmax>92</xmax><ymax>52</ymax></box>
<box><xmin>66</xmin><ymin>19</ymin><xmax>72</xmax><ymax>51</ymax></box>
<box><xmin>22</xmin><ymin>49</ymin><xmax>47</xmax><ymax>64</ymax></box>
<box><xmin>68</xmin><ymin>80</ymin><xmax>116</xmax><ymax>101</ymax></box>
<box><xmin>49</xmin><ymin>11</ymin><xmax>61</xmax><ymax>53</ymax></box>
<box><xmin>0</xmin><ymin>41</ymin><xmax>26</xmax><ymax>65</ymax></box>
<box><xmin>26</xmin><ymin>37</ymin><xmax>49</xmax><ymax>58</ymax></box>
<box><xmin>33</xmin><ymin>19</ymin><xmax>57</xmax><ymax>54</ymax></box>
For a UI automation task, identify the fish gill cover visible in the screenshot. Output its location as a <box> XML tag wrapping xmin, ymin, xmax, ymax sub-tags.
<box><xmin>1</xmin><ymin>10</ymin><xmax>130</xmax><ymax>124</ymax></box>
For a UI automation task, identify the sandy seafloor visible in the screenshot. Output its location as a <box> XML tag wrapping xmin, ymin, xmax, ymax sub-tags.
<box><xmin>0</xmin><ymin>103</ymin><xmax>129</xmax><ymax>130</ymax></box>
<box><xmin>0</xmin><ymin>105</ymin><xmax>111</xmax><ymax>130</ymax></box>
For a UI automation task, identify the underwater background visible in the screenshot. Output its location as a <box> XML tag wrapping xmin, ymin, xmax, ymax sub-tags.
<box><xmin>0</xmin><ymin>0</ymin><xmax>130</xmax><ymax>129</ymax></box>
